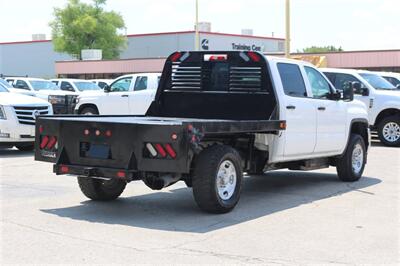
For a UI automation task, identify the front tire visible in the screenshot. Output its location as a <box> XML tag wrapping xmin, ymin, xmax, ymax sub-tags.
<box><xmin>77</xmin><ymin>177</ymin><xmax>126</xmax><ymax>201</ymax></box>
<box><xmin>192</xmin><ymin>145</ymin><xmax>243</xmax><ymax>213</ymax></box>
<box><xmin>377</xmin><ymin>115</ymin><xmax>400</xmax><ymax>147</ymax></box>
<box><xmin>16</xmin><ymin>144</ymin><xmax>34</xmax><ymax>151</ymax></box>
<box><xmin>336</xmin><ymin>134</ymin><xmax>366</xmax><ymax>182</ymax></box>
<box><xmin>80</xmin><ymin>106</ymin><xmax>99</xmax><ymax>115</ymax></box>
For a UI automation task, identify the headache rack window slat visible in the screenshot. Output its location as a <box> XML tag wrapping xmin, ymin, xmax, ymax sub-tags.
<box><xmin>168</xmin><ymin>57</ymin><xmax>264</xmax><ymax>92</ymax></box>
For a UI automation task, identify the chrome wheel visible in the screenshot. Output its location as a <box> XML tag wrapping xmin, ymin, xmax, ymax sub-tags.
<box><xmin>351</xmin><ymin>143</ymin><xmax>364</xmax><ymax>174</ymax></box>
<box><xmin>382</xmin><ymin>122</ymin><xmax>400</xmax><ymax>143</ymax></box>
<box><xmin>216</xmin><ymin>160</ymin><xmax>237</xmax><ymax>200</ymax></box>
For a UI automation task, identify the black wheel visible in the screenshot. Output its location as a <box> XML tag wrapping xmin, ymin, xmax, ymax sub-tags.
<box><xmin>336</xmin><ymin>134</ymin><xmax>366</xmax><ymax>182</ymax></box>
<box><xmin>80</xmin><ymin>106</ymin><xmax>99</xmax><ymax>115</ymax></box>
<box><xmin>377</xmin><ymin>115</ymin><xmax>400</xmax><ymax>147</ymax></box>
<box><xmin>16</xmin><ymin>144</ymin><xmax>34</xmax><ymax>151</ymax></box>
<box><xmin>77</xmin><ymin>177</ymin><xmax>126</xmax><ymax>201</ymax></box>
<box><xmin>192</xmin><ymin>145</ymin><xmax>243</xmax><ymax>213</ymax></box>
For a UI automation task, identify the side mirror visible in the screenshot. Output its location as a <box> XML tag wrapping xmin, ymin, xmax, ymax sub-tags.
<box><xmin>330</xmin><ymin>90</ymin><xmax>341</xmax><ymax>101</ymax></box>
<box><xmin>104</xmin><ymin>85</ymin><xmax>111</xmax><ymax>93</ymax></box>
<box><xmin>361</xmin><ymin>87</ymin><xmax>369</xmax><ymax>96</ymax></box>
<box><xmin>341</xmin><ymin>82</ymin><xmax>355</xmax><ymax>101</ymax></box>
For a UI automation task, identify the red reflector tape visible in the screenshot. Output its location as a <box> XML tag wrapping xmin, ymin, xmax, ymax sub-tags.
<box><xmin>46</xmin><ymin>136</ymin><xmax>57</xmax><ymax>149</ymax></box>
<box><xmin>164</xmin><ymin>144</ymin><xmax>177</xmax><ymax>159</ymax></box>
<box><xmin>154</xmin><ymin>143</ymin><xmax>167</xmax><ymax>158</ymax></box>
<box><xmin>40</xmin><ymin>136</ymin><xmax>49</xmax><ymax>149</ymax></box>
<box><xmin>39</xmin><ymin>125</ymin><xmax>44</xmax><ymax>133</ymax></box>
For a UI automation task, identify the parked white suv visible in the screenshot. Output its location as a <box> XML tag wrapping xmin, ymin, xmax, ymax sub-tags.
<box><xmin>51</xmin><ymin>79</ymin><xmax>101</xmax><ymax>93</ymax></box>
<box><xmin>75</xmin><ymin>73</ymin><xmax>161</xmax><ymax>115</ymax></box>
<box><xmin>8</xmin><ymin>77</ymin><xmax>78</xmax><ymax>114</ymax></box>
<box><xmin>322</xmin><ymin>68</ymin><xmax>400</xmax><ymax>146</ymax></box>
<box><xmin>0</xmin><ymin>84</ymin><xmax>52</xmax><ymax>151</ymax></box>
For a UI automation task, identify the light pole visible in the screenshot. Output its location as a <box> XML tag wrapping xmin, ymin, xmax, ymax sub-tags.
<box><xmin>195</xmin><ymin>0</ymin><xmax>200</xmax><ymax>51</ymax></box>
<box><xmin>285</xmin><ymin>0</ymin><xmax>291</xmax><ymax>58</ymax></box>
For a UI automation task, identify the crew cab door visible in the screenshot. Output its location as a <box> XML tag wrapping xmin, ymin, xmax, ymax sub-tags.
<box><xmin>277</xmin><ymin>63</ymin><xmax>317</xmax><ymax>159</ymax></box>
<box><xmin>128</xmin><ymin>75</ymin><xmax>158</xmax><ymax>115</ymax></box>
<box><xmin>304</xmin><ymin>67</ymin><xmax>346</xmax><ymax>154</ymax></box>
<box><xmin>101</xmin><ymin>76</ymin><xmax>133</xmax><ymax>114</ymax></box>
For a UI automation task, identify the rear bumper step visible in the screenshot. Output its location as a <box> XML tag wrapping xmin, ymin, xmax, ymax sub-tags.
<box><xmin>53</xmin><ymin>164</ymin><xmax>138</xmax><ymax>180</ymax></box>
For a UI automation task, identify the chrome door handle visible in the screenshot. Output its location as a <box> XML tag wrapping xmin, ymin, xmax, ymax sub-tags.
<box><xmin>286</xmin><ymin>105</ymin><xmax>296</xmax><ymax>110</ymax></box>
<box><xmin>318</xmin><ymin>106</ymin><xmax>326</xmax><ymax>111</ymax></box>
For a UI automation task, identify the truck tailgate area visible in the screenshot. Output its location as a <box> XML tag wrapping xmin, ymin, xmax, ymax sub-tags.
<box><xmin>35</xmin><ymin>116</ymin><xmax>191</xmax><ymax>175</ymax></box>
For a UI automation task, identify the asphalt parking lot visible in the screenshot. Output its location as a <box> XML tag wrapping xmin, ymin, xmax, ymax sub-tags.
<box><xmin>1</xmin><ymin>141</ymin><xmax>399</xmax><ymax>264</ymax></box>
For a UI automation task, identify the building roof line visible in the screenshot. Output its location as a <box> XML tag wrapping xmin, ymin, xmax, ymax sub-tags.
<box><xmin>1</xmin><ymin>30</ymin><xmax>284</xmax><ymax>45</ymax></box>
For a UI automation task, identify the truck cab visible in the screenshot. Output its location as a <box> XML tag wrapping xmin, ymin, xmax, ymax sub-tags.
<box><xmin>75</xmin><ymin>73</ymin><xmax>161</xmax><ymax>115</ymax></box>
<box><xmin>322</xmin><ymin>68</ymin><xmax>400</xmax><ymax>146</ymax></box>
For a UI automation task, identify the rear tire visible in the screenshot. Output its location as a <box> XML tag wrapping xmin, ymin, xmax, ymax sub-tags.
<box><xmin>77</xmin><ymin>177</ymin><xmax>126</xmax><ymax>201</ymax></box>
<box><xmin>377</xmin><ymin>115</ymin><xmax>400</xmax><ymax>147</ymax></box>
<box><xmin>336</xmin><ymin>134</ymin><xmax>366</xmax><ymax>182</ymax></box>
<box><xmin>192</xmin><ymin>145</ymin><xmax>243</xmax><ymax>213</ymax></box>
<box><xmin>80</xmin><ymin>106</ymin><xmax>99</xmax><ymax>115</ymax></box>
<box><xmin>16</xmin><ymin>144</ymin><xmax>34</xmax><ymax>151</ymax></box>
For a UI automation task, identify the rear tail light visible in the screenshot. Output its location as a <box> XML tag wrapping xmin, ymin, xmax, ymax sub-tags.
<box><xmin>164</xmin><ymin>144</ymin><xmax>176</xmax><ymax>159</ymax></box>
<box><xmin>247</xmin><ymin>52</ymin><xmax>261</xmax><ymax>62</ymax></box>
<box><xmin>154</xmin><ymin>143</ymin><xmax>167</xmax><ymax>158</ymax></box>
<box><xmin>116</xmin><ymin>171</ymin><xmax>126</xmax><ymax>178</ymax></box>
<box><xmin>170</xmin><ymin>52</ymin><xmax>182</xmax><ymax>62</ymax></box>
<box><xmin>60</xmin><ymin>165</ymin><xmax>69</xmax><ymax>174</ymax></box>
<box><xmin>40</xmin><ymin>135</ymin><xmax>58</xmax><ymax>150</ymax></box>
<box><xmin>40</xmin><ymin>136</ymin><xmax>49</xmax><ymax>149</ymax></box>
<box><xmin>146</xmin><ymin>143</ymin><xmax>177</xmax><ymax>159</ymax></box>
<box><xmin>46</xmin><ymin>136</ymin><xmax>57</xmax><ymax>149</ymax></box>
<box><xmin>204</xmin><ymin>54</ymin><xmax>228</xmax><ymax>61</ymax></box>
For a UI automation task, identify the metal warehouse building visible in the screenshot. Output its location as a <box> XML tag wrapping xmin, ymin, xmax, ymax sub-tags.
<box><xmin>0</xmin><ymin>30</ymin><xmax>285</xmax><ymax>79</ymax></box>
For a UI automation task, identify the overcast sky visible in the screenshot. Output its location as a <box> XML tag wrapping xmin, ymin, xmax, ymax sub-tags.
<box><xmin>0</xmin><ymin>0</ymin><xmax>399</xmax><ymax>51</ymax></box>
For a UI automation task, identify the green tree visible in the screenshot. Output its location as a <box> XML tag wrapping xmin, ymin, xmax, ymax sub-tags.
<box><xmin>50</xmin><ymin>0</ymin><xmax>127</xmax><ymax>59</ymax></box>
<box><xmin>299</xmin><ymin>45</ymin><xmax>344</xmax><ymax>53</ymax></box>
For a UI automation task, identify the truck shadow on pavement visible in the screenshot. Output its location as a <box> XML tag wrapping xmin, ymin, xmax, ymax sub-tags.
<box><xmin>42</xmin><ymin>171</ymin><xmax>380</xmax><ymax>233</ymax></box>
<box><xmin>0</xmin><ymin>149</ymin><xmax>34</xmax><ymax>158</ymax></box>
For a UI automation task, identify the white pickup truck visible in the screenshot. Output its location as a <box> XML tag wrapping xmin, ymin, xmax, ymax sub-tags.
<box><xmin>34</xmin><ymin>51</ymin><xmax>369</xmax><ymax>213</ymax></box>
<box><xmin>74</xmin><ymin>73</ymin><xmax>161</xmax><ymax>115</ymax></box>
<box><xmin>7</xmin><ymin>77</ymin><xmax>78</xmax><ymax>114</ymax></box>
<box><xmin>0</xmin><ymin>83</ymin><xmax>52</xmax><ymax>151</ymax></box>
<box><xmin>322</xmin><ymin>69</ymin><xmax>400</xmax><ymax>146</ymax></box>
